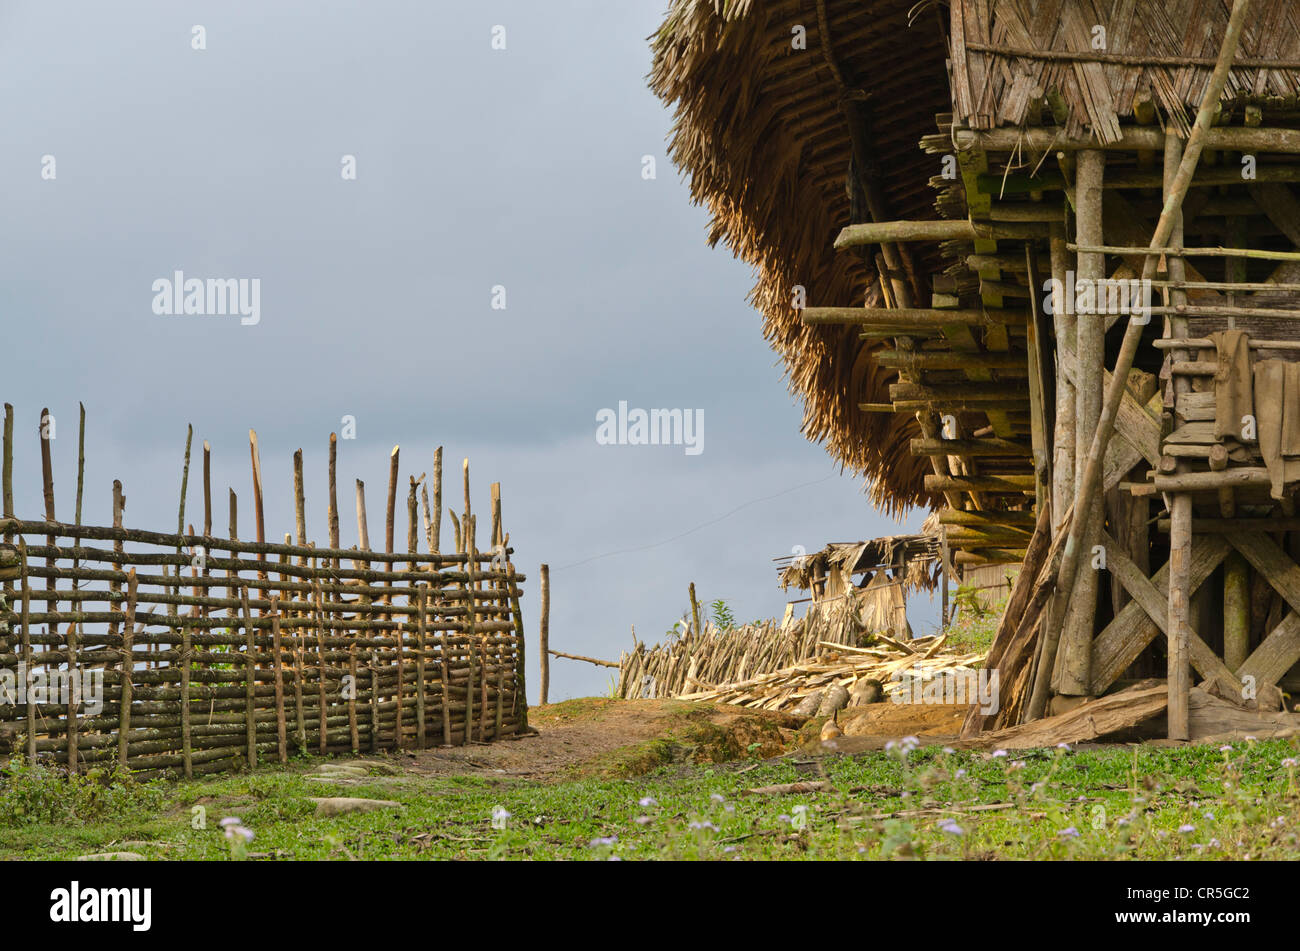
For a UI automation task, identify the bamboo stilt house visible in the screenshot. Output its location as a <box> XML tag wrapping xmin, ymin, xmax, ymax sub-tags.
<box><xmin>653</xmin><ymin>0</ymin><xmax>1300</xmax><ymax>739</ymax></box>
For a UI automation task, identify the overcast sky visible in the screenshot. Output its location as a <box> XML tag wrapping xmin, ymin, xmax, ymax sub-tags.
<box><xmin>0</xmin><ymin>1</ymin><xmax>933</xmax><ymax>701</ymax></box>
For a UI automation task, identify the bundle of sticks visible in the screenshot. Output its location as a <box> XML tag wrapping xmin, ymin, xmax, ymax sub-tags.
<box><xmin>613</xmin><ymin>599</ymin><xmax>868</xmax><ymax>701</ymax></box>
<box><xmin>672</xmin><ymin>637</ymin><xmax>985</xmax><ymax>713</ymax></box>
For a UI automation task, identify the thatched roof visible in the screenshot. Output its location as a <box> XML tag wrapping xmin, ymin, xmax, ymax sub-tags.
<box><xmin>651</xmin><ymin>0</ymin><xmax>952</xmax><ymax>515</ymax></box>
<box><xmin>953</xmin><ymin>0</ymin><xmax>1300</xmax><ymax>141</ymax></box>
<box><xmin>775</xmin><ymin>531</ymin><xmax>941</xmax><ymax>594</ymax></box>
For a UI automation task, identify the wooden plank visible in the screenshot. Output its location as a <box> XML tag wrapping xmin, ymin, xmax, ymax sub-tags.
<box><xmin>1227</xmin><ymin>532</ymin><xmax>1300</xmax><ymax>688</ymax></box>
<box><xmin>979</xmin><ymin>680</ymin><xmax>1167</xmax><ymax>749</ymax></box>
<box><xmin>1101</xmin><ymin>533</ymin><xmax>1240</xmax><ymax>700</ymax></box>
<box><xmin>1168</xmin><ymin>494</ymin><xmax>1192</xmax><ymax>741</ymax></box>
<box><xmin>1089</xmin><ymin>535</ymin><xmax>1230</xmax><ymax>694</ymax></box>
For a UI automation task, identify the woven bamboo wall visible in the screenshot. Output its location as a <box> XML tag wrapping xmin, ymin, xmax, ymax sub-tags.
<box><xmin>0</xmin><ymin>406</ymin><xmax>528</xmax><ymax>779</ymax></box>
<box><xmin>0</xmin><ymin>523</ymin><xmax>526</xmax><ymax>778</ymax></box>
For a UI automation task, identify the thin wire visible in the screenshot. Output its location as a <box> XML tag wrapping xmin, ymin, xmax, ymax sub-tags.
<box><xmin>553</xmin><ymin>475</ymin><xmax>836</xmax><ymax>572</ymax></box>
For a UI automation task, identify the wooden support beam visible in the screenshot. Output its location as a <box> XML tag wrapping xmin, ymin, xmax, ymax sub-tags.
<box><xmin>889</xmin><ymin>382</ymin><xmax>1029</xmax><ymax>403</ymax></box>
<box><xmin>1089</xmin><ymin>535</ymin><xmax>1233</xmax><ymax>696</ymax></box>
<box><xmin>1053</xmin><ymin>0</ymin><xmax>1254</xmax><ymax>677</ymax></box>
<box><xmin>1099</xmin><ymin>533</ymin><xmax>1242</xmax><ymax>701</ymax></box>
<box><xmin>955</xmin><ymin>124</ymin><xmax>1300</xmax><ymax>155</ymax></box>
<box><xmin>910</xmin><ymin>437</ymin><xmax>1031</xmax><ymax>457</ymax></box>
<box><xmin>834</xmin><ymin>219</ymin><xmax>1048</xmax><ymax>249</ymax></box>
<box><xmin>875</xmin><ymin>351</ymin><xmax>1027</xmax><ymax>371</ymax></box>
<box><xmin>1168</xmin><ymin>494</ymin><xmax>1192</xmax><ymax>740</ymax></box>
<box><xmin>1056</xmin><ymin>149</ymin><xmax>1105</xmax><ymax>698</ymax></box>
<box><xmin>972</xmin><ymin>164</ymin><xmax>1300</xmax><ymax>196</ymax></box>
<box><xmin>939</xmin><ymin>508</ymin><xmax>1036</xmax><ymax>528</ymax></box>
<box><xmin>1151</xmin><ymin>468</ymin><xmax>1271</xmax><ymax>491</ymax></box>
<box><xmin>1225</xmin><ymin>532</ymin><xmax>1300</xmax><ymax>688</ymax></box>
<box><xmin>801</xmin><ymin>306</ymin><xmax>1022</xmax><ymax>327</ymax></box>
<box><xmin>1224</xmin><ymin>550</ymin><xmax>1250</xmax><ymax>671</ymax></box>
<box><xmin>924</xmin><ymin>474</ymin><xmax>1036</xmax><ymax>493</ymax></box>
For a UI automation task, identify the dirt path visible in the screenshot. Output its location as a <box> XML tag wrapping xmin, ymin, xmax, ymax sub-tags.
<box><xmin>404</xmin><ymin>698</ymin><xmax>797</xmax><ymax>780</ymax></box>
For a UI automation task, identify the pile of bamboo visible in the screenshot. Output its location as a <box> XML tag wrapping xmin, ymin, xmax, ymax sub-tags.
<box><xmin>615</xmin><ymin>599</ymin><xmax>876</xmax><ymax>701</ymax></box>
<box><xmin>676</xmin><ymin>642</ymin><xmax>986</xmax><ymax>713</ymax></box>
<box><xmin>0</xmin><ymin>403</ymin><xmax>528</xmax><ymax>778</ymax></box>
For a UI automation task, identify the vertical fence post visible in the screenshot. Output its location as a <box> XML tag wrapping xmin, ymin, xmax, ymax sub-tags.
<box><xmin>271</xmin><ymin>600</ymin><xmax>288</xmax><ymax>764</ymax></box>
<box><xmin>20</xmin><ymin>541</ymin><xmax>35</xmax><ymax>763</ymax></box>
<box><xmin>415</xmin><ymin>585</ymin><xmax>428</xmax><ymax>749</ymax></box>
<box><xmin>241</xmin><ymin>587</ymin><xmax>257</xmax><ymax>770</ymax></box>
<box><xmin>313</xmin><ymin>576</ymin><xmax>328</xmax><ymax>755</ymax></box>
<box><xmin>539</xmin><ymin>563</ymin><xmax>550</xmax><ymax>706</ymax></box>
<box><xmin>118</xmin><ymin>568</ymin><xmax>136</xmax><ymax>771</ymax></box>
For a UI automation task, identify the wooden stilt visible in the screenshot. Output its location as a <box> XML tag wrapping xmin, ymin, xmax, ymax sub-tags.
<box><xmin>1224</xmin><ymin>551</ymin><xmax>1250</xmax><ymax>672</ymax></box>
<box><xmin>1168</xmin><ymin>493</ymin><xmax>1193</xmax><ymax>741</ymax></box>
<box><xmin>1056</xmin><ymin>149</ymin><xmax>1105</xmax><ymax>698</ymax></box>
<box><xmin>540</xmin><ymin>563</ymin><xmax>551</xmax><ymax>705</ymax></box>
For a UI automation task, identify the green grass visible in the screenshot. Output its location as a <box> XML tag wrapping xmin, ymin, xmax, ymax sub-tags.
<box><xmin>942</xmin><ymin>591</ymin><xmax>1008</xmax><ymax>655</ymax></box>
<box><xmin>5</xmin><ymin>735</ymin><xmax>1300</xmax><ymax>860</ymax></box>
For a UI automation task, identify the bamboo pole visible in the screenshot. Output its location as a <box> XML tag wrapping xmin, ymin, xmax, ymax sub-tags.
<box><xmin>548</xmin><ymin>649</ymin><xmax>618</xmax><ymax>668</ymax></box>
<box><xmin>118</xmin><ymin>568</ymin><xmax>137</xmax><ymax>770</ymax></box>
<box><xmin>1055</xmin><ymin>149</ymin><xmax>1104</xmax><ymax>699</ymax></box>
<box><xmin>355</xmin><ymin>479</ymin><xmax>370</xmax><ymax>551</ymax></box>
<box><xmin>180</xmin><ymin>614</ymin><xmax>192</xmax><ymax>778</ymax></box>
<box><xmin>1224</xmin><ymin>551</ymin><xmax>1249</xmax><ymax>672</ymax></box>
<box><xmin>415</xmin><ymin>585</ymin><xmax>427</xmax><ymax>749</ymax></box>
<box><xmin>64</xmin><ymin>404</ymin><xmax>87</xmax><ymax>773</ymax></box>
<box><xmin>464</xmin><ymin>513</ymin><xmax>476</xmax><ymax>745</ymax></box>
<box><xmin>248</xmin><ymin>430</ymin><xmax>266</xmax><ymax>584</ymax></box>
<box><xmin>293</xmin><ymin>449</ymin><xmax>306</xmax><ymax>548</ymax></box>
<box><xmin>490</xmin><ymin>482</ymin><xmax>502</xmax><ymax>549</ymax></box>
<box><xmin>1049</xmin><ymin>224</ymin><xmax>1075</xmax><ymax>531</ymax></box>
<box><xmin>1052</xmin><ymin>0</ymin><xmax>1254</xmax><ymax>639</ymax></box>
<box><xmin>39</xmin><ymin>408</ymin><xmax>56</xmax><ymax>627</ymax></box>
<box><xmin>271</xmin><ymin>599</ymin><xmax>287</xmax><ymax>764</ymax></box>
<box><xmin>241</xmin><ymin>586</ymin><xmax>257</xmax><ymax>768</ymax></box>
<box><xmin>328</xmin><ymin>433</ymin><xmax>340</xmax><ymax>551</ymax></box>
<box><xmin>313</xmin><ymin>577</ymin><xmax>327</xmax><ymax>754</ymax></box>
<box><xmin>462</xmin><ymin>458</ymin><xmax>471</xmax><ymax>525</ymax></box>
<box><xmin>431</xmin><ymin>446</ymin><xmax>443</xmax><ymax>553</ymax></box>
<box><xmin>1168</xmin><ymin>494</ymin><xmax>1192</xmax><ymax>741</ymax></box>
<box><xmin>20</xmin><ymin>541</ymin><xmax>34</xmax><ymax>761</ymax></box>
<box><xmin>369</xmin><ymin>648</ymin><xmax>380</xmax><ymax>753</ymax></box>
<box><xmin>203</xmin><ymin>442</ymin><xmax>212</xmax><ymax>537</ymax></box>
<box><xmin>539</xmin><ymin>563</ymin><xmax>550</xmax><ymax>704</ymax></box>
<box><xmin>2</xmin><ymin>404</ymin><xmax>12</xmax><ymax>538</ymax></box>
<box><xmin>385</xmin><ymin>446</ymin><xmax>399</xmax><ymax>555</ymax></box>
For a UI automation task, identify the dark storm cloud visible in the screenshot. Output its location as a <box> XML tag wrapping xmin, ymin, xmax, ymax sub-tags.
<box><xmin>0</xmin><ymin>1</ymin><xmax>933</xmax><ymax>700</ymax></box>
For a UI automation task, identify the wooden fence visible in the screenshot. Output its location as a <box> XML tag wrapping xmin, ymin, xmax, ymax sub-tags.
<box><xmin>0</xmin><ymin>404</ymin><xmax>528</xmax><ymax>778</ymax></box>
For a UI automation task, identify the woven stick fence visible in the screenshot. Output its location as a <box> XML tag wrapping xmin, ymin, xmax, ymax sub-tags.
<box><xmin>0</xmin><ymin>403</ymin><xmax>528</xmax><ymax>779</ymax></box>
<box><xmin>614</xmin><ymin>598</ymin><xmax>868</xmax><ymax>701</ymax></box>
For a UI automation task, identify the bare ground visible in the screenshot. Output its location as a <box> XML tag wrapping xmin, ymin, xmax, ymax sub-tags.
<box><xmin>402</xmin><ymin>698</ymin><xmax>800</xmax><ymax>781</ymax></box>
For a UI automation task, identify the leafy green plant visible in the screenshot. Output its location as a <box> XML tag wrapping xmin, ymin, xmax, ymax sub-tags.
<box><xmin>709</xmin><ymin>599</ymin><xmax>736</xmax><ymax>630</ymax></box>
<box><xmin>0</xmin><ymin>756</ymin><xmax>166</xmax><ymax>828</ymax></box>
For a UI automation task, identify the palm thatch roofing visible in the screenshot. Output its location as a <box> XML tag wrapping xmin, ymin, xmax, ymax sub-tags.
<box><xmin>774</xmin><ymin>531</ymin><xmax>941</xmax><ymax>595</ymax></box>
<box><xmin>651</xmin><ymin>0</ymin><xmax>953</xmax><ymax>515</ymax></box>
<box><xmin>953</xmin><ymin>0</ymin><xmax>1300</xmax><ymax>142</ymax></box>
